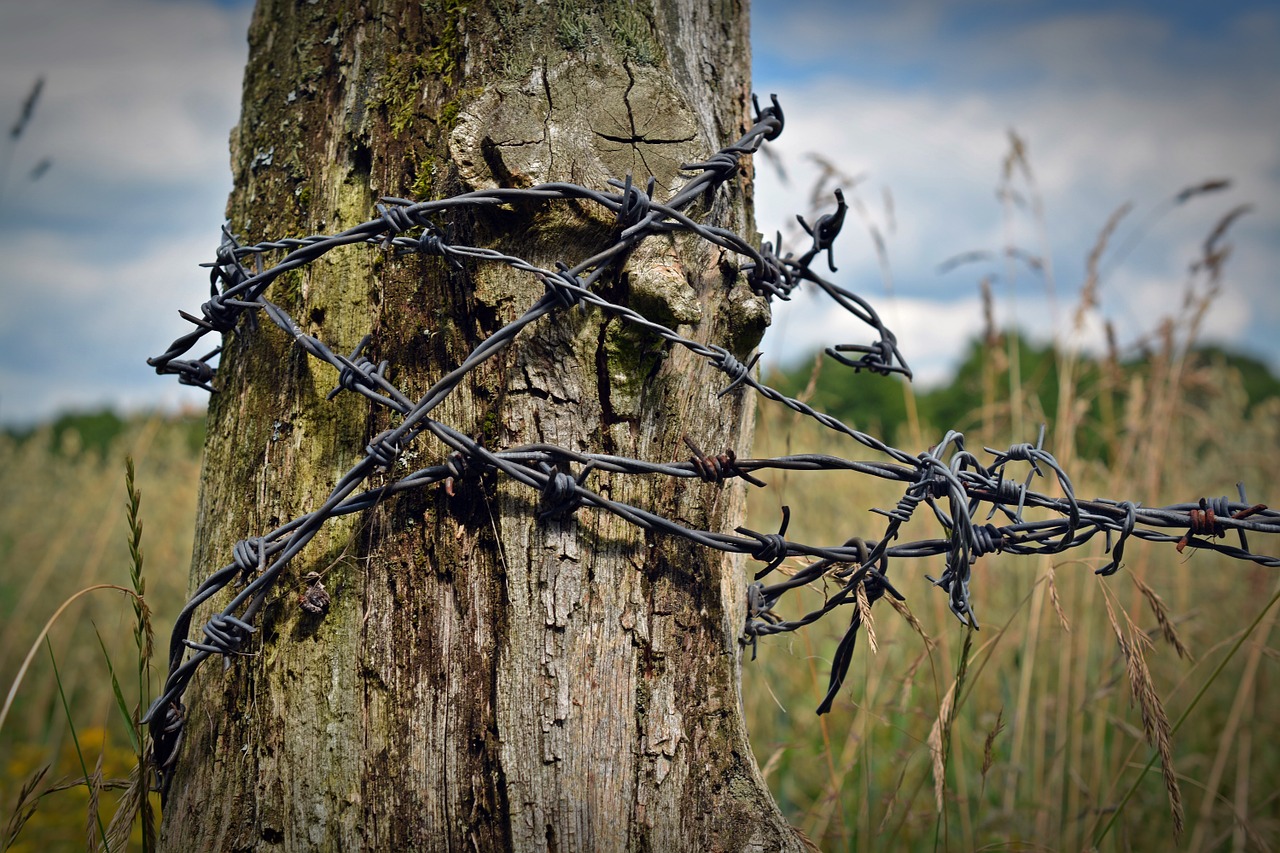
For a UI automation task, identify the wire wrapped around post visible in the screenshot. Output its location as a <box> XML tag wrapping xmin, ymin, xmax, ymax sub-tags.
<box><xmin>141</xmin><ymin>95</ymin><xmax>1280</xmax><ymax>793</ymax></box>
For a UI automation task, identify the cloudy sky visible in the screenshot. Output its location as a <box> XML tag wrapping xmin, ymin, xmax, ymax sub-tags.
<box><xmin>752</xmin><ymin>0</ymin><xmax>1279</xmax><ymax>387</ymax></box>
<box><xmin>0</xmin><ymin>0</ymin><xmax>1276</xmax><ymax>426</ymax></box>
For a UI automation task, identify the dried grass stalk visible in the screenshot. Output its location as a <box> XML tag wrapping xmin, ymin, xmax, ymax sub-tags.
<box><xmin>981</xmin><ymin>707</ymin><xmax>1005</xmax><ymax>793</ymax></box>
<box><xmin>1132</xmin><ymin>574</ymin><xmax>1192</xmax><ymax>660</ymax></box>
<box><xmin>3</xmin><ymin>765</ymin><xmax>49</xmax><ymax>848</ymax></box>
<box><xmin>1077</xmin><ymin>202</ymin><xmax>1132</xmax><ymax>327</ymax></box>
<box><xmin>104</xmin><ymin>763</ymin><xmax>145</xmax><ymax>853</ymax></box>
<box><xmin>980</xmin><ymin>276</ymin><xmax>997</xmax><ymax>347</ymax></box>
<box><xmin>1046</xmin><ymin>565</ymin><xmax>1071</xmax><ymax>632</ymax></box>
<box><xmin>875</xmin><ymin>761</ymin><xmax>912</xmax><ymax>836</ymax></box>
<box><xmin>9</xmin><ymin>78</ymin><xmax>43</xmax><ymax>141</ymax></box>
<box><xmin>886</xmin><ymin>595</ymin><xmax>932</xmax><ymax>647</ymax></box>
<box><xmin>1104</xmin><ymin>594</ymin><xmax>1184</xmax><ymax>837</ymax></box>
<box><xmin>85</xmin><ymin>752</ymin><xmax>104</xmax><ymax>853</ymax></box>
<box><xmin>927</xmin><ymin>630</ymin><xmax>974</xmax><ymax>814</ymax></box>
<box><xmin>855</xmin><ymin>579</ymin><xmax>877</xmax><ymax>654</ymax></box>
<box><xmin>927</xmin><ymin>681</ymin><xmax>956</xmax><ymax>813</ymax></box>
<box><xmin>898</xmin><ymin>648</ymin><xmax>928</xmax><ymax>713</ymax></box>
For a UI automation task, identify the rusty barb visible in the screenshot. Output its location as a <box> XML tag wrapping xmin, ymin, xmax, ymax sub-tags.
<box><xmin>141</xmin><ymin>95</ymin><xmax>1279</xmax><ymax>793</ymax></box>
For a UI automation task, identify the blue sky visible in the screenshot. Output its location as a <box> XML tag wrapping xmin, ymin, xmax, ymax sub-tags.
<box><xmin>0</xmin><ymin>0</ymin><xmax>1276</xmax><ymax>425</ymax></box>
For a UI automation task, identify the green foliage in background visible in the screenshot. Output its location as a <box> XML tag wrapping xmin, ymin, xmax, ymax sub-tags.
<box><xmin>767</xmin><ymin>335</ymin><xmax>1280</xmax><ymax>459</ymax></box>
<box><xmin>3</xmin><ymin>411</ymin><xmax>205</xmax><ymax>462</ymax></box>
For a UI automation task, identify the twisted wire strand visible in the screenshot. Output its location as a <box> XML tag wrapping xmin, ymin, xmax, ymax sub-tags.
<box><xmin>141</xmin><ymin>96</ymin><xmax>1278</xmax><ymax>791</ymax></box>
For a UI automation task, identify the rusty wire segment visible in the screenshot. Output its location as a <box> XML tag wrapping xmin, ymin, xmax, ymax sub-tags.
<box><xmin>143</xmin><ymin>95</ymin><xmax>1279</xmax><ymax>790</ymax></box>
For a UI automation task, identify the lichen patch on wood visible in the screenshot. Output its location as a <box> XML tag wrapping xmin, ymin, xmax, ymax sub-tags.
<box><xmin>162</xmin><ymin>1</ymin><xmax>801</xmax><ymax>850</ymax></box>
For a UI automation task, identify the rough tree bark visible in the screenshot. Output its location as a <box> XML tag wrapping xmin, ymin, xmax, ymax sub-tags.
<box><xmin>162</xmin><ymin>0</ymin><xmax>805</xmax><ymax>849</ymax></box>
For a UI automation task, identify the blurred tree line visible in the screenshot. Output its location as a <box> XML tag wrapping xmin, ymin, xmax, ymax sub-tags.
<box><xmin>3</xmin><ymin>409</ymin><xmax>206</xmax><ymax>460</ymax></box>
<box><xmin>5</xmin><ymin>333</ymin><xmax>1276</xmax><ymax>467</ymax></box>
<box><xmin>766</xmin><ymin>331</ymin><xmax>1280</xmax><ymax>461</ymax></box>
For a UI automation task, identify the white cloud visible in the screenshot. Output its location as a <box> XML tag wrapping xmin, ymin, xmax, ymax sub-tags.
<box><xmin>0</xmin><ymin>231</ymin><xmax>219</xmax><ymax>424</ymax></box>
<box><xmin>0</xmin><ymin>0</ymin><xmax>248</xmax><ymax>424</ymax></box>
<box><xmin>0</xmin><ymin>0</ymin><xmax>245</xmax><ymax>185</ymax></box>
<box><xmin>752</xmin><ymin>3</ymin><xmax>1280</xmax><ymax>387</ymax></box>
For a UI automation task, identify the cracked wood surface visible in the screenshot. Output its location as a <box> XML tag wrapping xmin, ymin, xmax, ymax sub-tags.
<box><xmin>160</xmin><ymin>1</ymin><xmax>805</xmax><ymax>850</ymax></box>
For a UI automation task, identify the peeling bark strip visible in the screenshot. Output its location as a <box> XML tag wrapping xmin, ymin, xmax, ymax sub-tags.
<box><xmin>161</xmin><ymin>1</ymin><xmax>806</xmax><ymax>850</ymax></box>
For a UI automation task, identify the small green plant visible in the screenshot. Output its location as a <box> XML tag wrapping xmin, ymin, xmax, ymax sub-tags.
<box><xmin>47</xmin><ymin>641</ymin><xmax>109</xmax><ymax>850</ymax></box>
<box><xmin>0</xmin><ymin>455</ymin><xmax>158</xmax><ymax>851</ymax></box>
<box><xmin>104</xmin><ymin>456</ymin><xmax>157</xmax><ymax>850</ymax></box>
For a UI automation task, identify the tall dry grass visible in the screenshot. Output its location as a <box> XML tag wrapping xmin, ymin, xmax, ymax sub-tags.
<box><xmin>0</xmin><ymin>340</ymin><xmax>1275</xmax><ymax>851</ymax></box>
<box><xmin>0</xmin><ymin>414</ymin><xmax>199</xmax><ymax>850</ymax></box>
<box><xmin>743</xmin><ymin>133</ymin><xmax>1279</xmax><ymax>851</ymax></box>
<box><xmin>744</xmin><ymin>365</ymin><xmax>1279</xmax><ymax>850</ymax></box>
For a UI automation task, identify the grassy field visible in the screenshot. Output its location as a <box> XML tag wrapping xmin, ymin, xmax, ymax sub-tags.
<box><xmin>0</xmin><ymin>413</ymin><xmax>202</xmax><ymax>850</ymax></box>
<box><xmin>3</xmin><ymin>353</ymin><xmax>1278</xmax><ymax>850</ymax></box>
<box><xmin>743</xmin><ymin>364</ymin><xmax>1280</xmax><ymax>851</ymax></box>
<box><xmin>0</xmin><ymin>346</ymin><xmax>1277</xmax><ymax>850</ymax></box>
<box><xmin>736</xmin><ymin>131</ymin><xmax>1280</xmax><ymax>852</ymax></box>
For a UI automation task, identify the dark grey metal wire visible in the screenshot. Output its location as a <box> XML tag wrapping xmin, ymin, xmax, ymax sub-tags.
<box><xmin>142</xmin><ymin>94</ymin><xmax>1278</xmax><ymax>791</ymax></box>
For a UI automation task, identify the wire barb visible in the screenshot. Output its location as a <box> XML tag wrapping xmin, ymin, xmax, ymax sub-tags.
<box><xmin>140</xmin><ymin>94</ymin><xmax>1279</xmax><ymax>790</ymax></box>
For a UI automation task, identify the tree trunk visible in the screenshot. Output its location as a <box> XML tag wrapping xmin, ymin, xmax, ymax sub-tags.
<box><xmin>161</xmin><ymin>0</ymin><xmax>802</xmax><ymax>849</ymax></box>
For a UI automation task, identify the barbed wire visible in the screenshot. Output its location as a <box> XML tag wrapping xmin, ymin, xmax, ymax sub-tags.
<box><xmin>142</xmin><ymin>94</ymin><xmax>1278</xmax><ymax>792</ymax></box>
